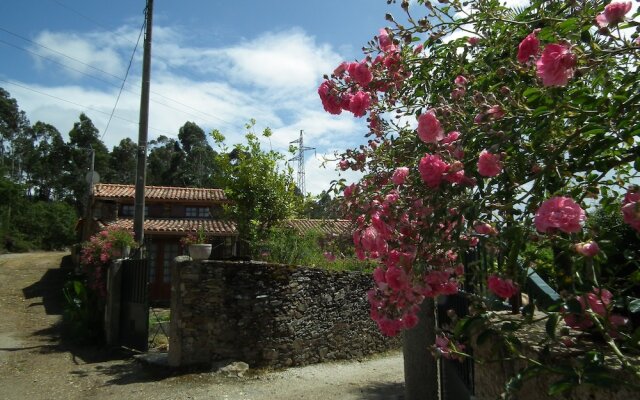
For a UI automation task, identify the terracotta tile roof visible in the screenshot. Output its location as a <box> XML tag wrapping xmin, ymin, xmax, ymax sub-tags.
<box><xmin>104</xmin><ymin>218</ymin><xmax>236</xmax><ymax>236</ymax></box>
<box><xmin>283</xmin><ymin>219</ymin><xmax>352</xmax><ymax>236</ymax></box>
<box><xmin>93</xmin><ymin>183</ymin><xmax>226</xmax><ymax>202</ymax></box>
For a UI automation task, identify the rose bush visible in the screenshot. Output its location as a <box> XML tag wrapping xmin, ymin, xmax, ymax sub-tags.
<box><xmin>319</xmin><ymin>0</ymin><xmax>639</xmax><ymax>395</ymax></box>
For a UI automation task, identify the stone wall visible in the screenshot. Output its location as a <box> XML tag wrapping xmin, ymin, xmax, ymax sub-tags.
<box><xmin>168</xmin><ymin>258</ymin><xmax>400</xmax><ymax>368</ymax></box>
<box><xmin>473</xmin><ymin>312</ymin><xmax>637</xmax><ymax>400</ymax></box>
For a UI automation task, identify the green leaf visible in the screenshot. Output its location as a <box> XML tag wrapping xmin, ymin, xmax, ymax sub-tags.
<box><xmin>523</xmin><ymin>88</ymin><xmax>541</xmax><ymax>98</ymax></box>
<box><xmin>582</xmin><ymin>128</ymin><xmax>606</xmax><ymax>137</ymax></box>
<box><xmin>629</xmin><ymin>298</ymin><xmax>640</xmax><ymax>314</ymax></box>
<box><xmin>532</xmin><ymin>106</ymin><xmax>549</xmax><ymax>117</ymax></box>
<box><xmin>548</xmin><ymin>379</ymin><xmax>574</xmax><ymax>396</ymax></box>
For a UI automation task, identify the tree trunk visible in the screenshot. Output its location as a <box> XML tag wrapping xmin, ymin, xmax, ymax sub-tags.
<box><xmin>403</xmin><ymin>297</ymin><xmax>438</xmax><ymax>400</ymax></box>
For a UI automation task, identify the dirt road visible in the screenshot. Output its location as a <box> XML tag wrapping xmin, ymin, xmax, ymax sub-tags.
<box><xmin>0</xmin><ymin>252</ymin><xmax>405</xmax><ymax>399</ymax></box>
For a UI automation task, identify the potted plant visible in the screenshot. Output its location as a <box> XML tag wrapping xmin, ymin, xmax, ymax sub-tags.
<box><xmin>106</xmin><ymin>228</ymin><xmax>136</xmax><ymax>259</ymax></box>
<box><xmin>181</xmin><ymin>226</ymin><xmax>211</xmax><ymax>261</ymax></box>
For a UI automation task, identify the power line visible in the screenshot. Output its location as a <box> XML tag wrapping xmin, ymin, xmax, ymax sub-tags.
<box><xmin>44</xmin><ymin>1</ymin><xmax>236</xmax><ymax>127</ymax></box>
<box><xmin>0</xmin><ymin>78</ymin><xmax>176</xmax><ymax>137</ymax></box>
<box><xmin>0</xmin><ymin>36</ymin><xmax>232</xmax><ymax>125</ymax></box>
<box><xmin>102</xmin><ymin>16</ymin><xmax>146</xmax><ymax>140</ymax></box>
<box><xmin>0</xmin><ymin>27</ymin><xmax>125</xmax><ymax>82</ymax></box>
<box><xmin>0</xmin><ymin>38</ymin><xmax>121</xmax><ymax>87</ymax></box>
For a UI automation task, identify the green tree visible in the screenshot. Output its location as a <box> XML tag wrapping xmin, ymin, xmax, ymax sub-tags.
<box><xmin>0</xmin><ymin>175</ymin><xmax>25</xmax><ymax>250</ymax></box>
<box><xmin>12</xmin><ymin>200</ymin><xmax>77</xmax><ymax>250</ymax></box>
<box><xmin>146</xmin><ymin>135</ymin><xmax>184</xmax><ymax>186</ymax></box>
<box><xmin>0</xmin><ymin>88</ymin><xmax>30</xmax><ymax>182</ymax></box>
<box><xmin>176</xmin><ymin>121</ymin><xmax>219</xmax><ymax>187</ymax></box>
<box><xmin>300</xmin><ymin>191</ymin><xmax>342</xmax><ymax>219</ymax></box>
<box><xmin>106</xmin><ymin>138</ymin><xmax>137</xmax><ymax>184</ymax></box>
<box><xmin>26</xmin><ymin>122</ymin><xmax>71</xmax><ymax>201</ymax></box>
<box><xmin>66</xmin><ymin>113</ymin><xmax>110</xmax><ymax>212</ymax></box>
<box><xmin>212</xmin><ymin>121</ymin><xmax>299</xmax><ymax>255</ymax></box>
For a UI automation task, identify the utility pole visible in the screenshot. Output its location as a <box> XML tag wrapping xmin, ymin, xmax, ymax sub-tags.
<box><xmin>82</xmin><ymin>147</ymin><xmax>95</xmax><ymax>242</ymax></box>
<box><xmin>133</xmin><ymin>0</ymin><xmax>153</xmax><ymax>249</ymax></box>
<box><xmin>288</xmin><ymin>130</ymin><xmax>315</xmax><ymax>196</ymax></box>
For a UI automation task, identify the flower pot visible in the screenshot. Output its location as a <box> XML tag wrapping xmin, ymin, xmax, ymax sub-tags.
<box><xmin>188</xmin><ymin>244</ymin><xmax>212</xmax><ymax>261</ymax></box>
<box><xmin>112</xmin><ymin>245</ymin><xmax>131</xmax><ymax>259</ymax></box>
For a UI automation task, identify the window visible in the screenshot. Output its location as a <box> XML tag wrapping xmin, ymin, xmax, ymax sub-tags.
<box><xmin>185</xmin><ymin>207</ymin><xmax>210</xmax><ymax>218</ymax></box>
<box><xmin>122</xmin><ymin>204</ymin><xmax>134</xmax><ymax>216</ymax></box>
<box><xmin>121</xmin><ymin>204</ymin><xmax>147</xmax><ymax>217</ymax></box>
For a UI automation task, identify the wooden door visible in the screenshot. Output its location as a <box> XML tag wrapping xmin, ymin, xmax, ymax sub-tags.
<box><xmin>148</xmin><ymin>239</ymin><xmax>180</xmax><ymax>303</ymax></box>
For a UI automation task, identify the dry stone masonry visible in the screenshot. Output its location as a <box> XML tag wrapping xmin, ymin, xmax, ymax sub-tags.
<box><xmin>168</xmin><ymin>257</ymin><xmax>400</xmax><ymax>368</ymax></box>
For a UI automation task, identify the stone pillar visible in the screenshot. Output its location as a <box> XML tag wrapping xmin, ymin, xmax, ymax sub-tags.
<box><xmin>168</xmin><ymin>256</ymin><xmax>190</xmax><ymax>366</ymax></box>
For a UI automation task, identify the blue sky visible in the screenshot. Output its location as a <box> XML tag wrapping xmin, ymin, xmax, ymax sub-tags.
<box><xmin>0</xmin><ymin>0</ymin><xmax>401</xmax><ymax>194</ymax></box>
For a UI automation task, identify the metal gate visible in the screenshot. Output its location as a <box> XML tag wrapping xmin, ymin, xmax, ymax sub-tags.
<box><xmin>438</xmin><ymin>294</ymin><xmax>475</xmax><ymax>400</ymax></box>
<box><xmin>105</xmin><ymin>258</ymin><xmax>149</xmax><ymax>352</ymax></box>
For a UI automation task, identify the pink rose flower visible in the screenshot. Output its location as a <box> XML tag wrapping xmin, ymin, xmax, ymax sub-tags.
<box><xmin>477</xmin><ymin>150</ymin><xmax>503</xmax><ymax>177</ymax></box>
<box><xmin>621</xmin><ymin>189</ymin><xmax>640</xmax><ymax>231</ymax></box>
<box><xmin>536</xmin><ymin>43</ymin><xmax>577</xmax><ymax>87</ymax></box>
<box><xmin>451</xmin><ymin>87</ymin><xmax>466</xmax><ymax>100</ymax></box>
<box><xmin>391</xmin><ymin>167</ymin><xmax>410</xmax><ymax>185</ymax></box>
<box><xmin>454</xmin><ymin>75</ymin><xmax>468</xmax><ymax>87</ymax></box>
<box><xmin>378</xmin><ymin>28</ymin><xmax>397</xmax><ymax>53</ymax></box>
<box><xmin>517</xmin><ymin>30</ymin><xmax>540</xmax><ymax>63</ymax></box>
<box><xmin>443</xmin><ymin>170</ymin><xmax>465</xmax><ymax>184</ymax></box>
<box><xmin>339</xmin><ymin>92</ymin><xmax>352</xmax><ymax>111</ymax></box>
<box><xmin>318</xmin><ymin>80</ymin><xmax>342</xmax><ymax>115</ymax></box>
<box><xmin>385</xmin><ymin>266</ymin><xmax>409</xmax><ymax>290</ymax></box>
<box><xmin>333</xmin><ymin>61</ymin><xmax>348</xmax><ymax>77</ymax></box>
<box><xmin>467</xmin><ymin>37</ymin><xmax>480</xmax><ymax>46</ymax></box>
<box><xmin>487</xmin><ymin>105</ymin><xmax>505</xmax><ymax>120</ymax></box>
<box><xmin>339</xmin><ymin>159</ymin><xmax>350</xmax><ymax>171</ymax></box>
<box><xmin>574</xmin><ymin>241</ymin><xmax>600</xmax><ymax>257</ymax></box>
<box><xmin>323</xmin><ymin>251</ymin><xmax>336</xmax><ymax>262</ymax></box>
<box><xmin>417</xmin><ymin>110</ymin><xmax>445</xmax><ymax>143</ymax></box>
<box><xmin>563</xmin><ymin>288</ymin><xmax>627</xmax><ymax>334</ymax></box>
<box><xmin>343</xmin><ymin>183</ymin><xmax>356</xmax><ymax>198</ymax></box>
<box><xmin>419</xmin><ymin>154</ymin><xmax>449</xmax><ymax>188</ymax></box>
<box><xmin>487</xmin><ymin>275</ymin><xmax>518</xmax><ymax>299</ymax></box>
<box><xmin>596</xmin><ymin>2</ymin><xmax>632</xmax><ymax>28</ymax></box>
<box><xmin>534</xmin><ymin>196</ymin><xmax>586</xmax><ymax>234</ymax></box>
<box><xmin>377</xmin><ymin>317</ymin><xmax>402</xmax><ymax>337</ymax></box>
<box><xmin>442</xmin><ymin>131</ymin><xmax>461</xmax><ymax>144</ymax></box>
<box><xmin>474</xmin><ymin>222</ymin><xmax>498</xmax><ymax>236</ymax></box>
<box><xmin>348</xmin><ymin>91</ymin><xmax>371</xmax><ymax>117</ymax></box>
<box><xmin>402</xmin><ymin>313</ymin><xmax>418</xmax><ymax>329</ymax></box>
<box><xmin>347</xmin><ymin>60</ymin><xmax>373</xmax><ymax>87</ymax></box>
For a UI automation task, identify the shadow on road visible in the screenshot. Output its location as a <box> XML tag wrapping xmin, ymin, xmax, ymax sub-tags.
<box><xmin>351</xmin><ymin>381</ymin><xmax>404</xmax><ymax>399</ymax></box>
<box><xmin>21</xmin><ymin>255</ymin><xmax>72</xmax><ymax>315</ymax></box>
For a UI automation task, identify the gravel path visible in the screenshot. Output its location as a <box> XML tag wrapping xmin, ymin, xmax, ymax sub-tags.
<box><xmin>0</xmin><ymin>252</ymin><xmax>405</xmax><ymax>399</ymax></box>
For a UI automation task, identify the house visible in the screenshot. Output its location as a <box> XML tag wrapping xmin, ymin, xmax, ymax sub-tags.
<box><xmin>283</xmin><ymin>218</ymin><xmax>352</xmax><ymax>238</ymax></box>
<box><xmin>90</xmin><ymin>183</ymin><xmax>237</xmax><ymax>301</ymax></box>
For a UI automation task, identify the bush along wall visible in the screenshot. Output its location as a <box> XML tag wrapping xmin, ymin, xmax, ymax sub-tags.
<box><xmin>168</xmin><ymin>258</ymin><xmax>401</xmax><ymax>368</ymax></box>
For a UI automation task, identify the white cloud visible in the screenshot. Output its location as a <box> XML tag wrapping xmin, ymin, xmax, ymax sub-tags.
<box><xmin>224</xmin><ymin>29</ymin><xmax>340</xmax><ymax>91</ymax></box>
<box><xmin>304</xmin><ymin>152</ymin><xmax>363</xmax><ymax>196</ymax></box>
<box><xmin>8</xmin><ymin>23</ymin><xmax>368</xmax><ymax>194</ymax></box>
<box><xmin>32</xmin><ymin>30</ymin><xmax>129</xmax><ymax>79</ymax></box>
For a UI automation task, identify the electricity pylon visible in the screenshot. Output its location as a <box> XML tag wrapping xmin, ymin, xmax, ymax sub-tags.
<box><xmin>289</xmin><ymin>130</ymin><xmax>315</xmax><ymax>196</ymax></box>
